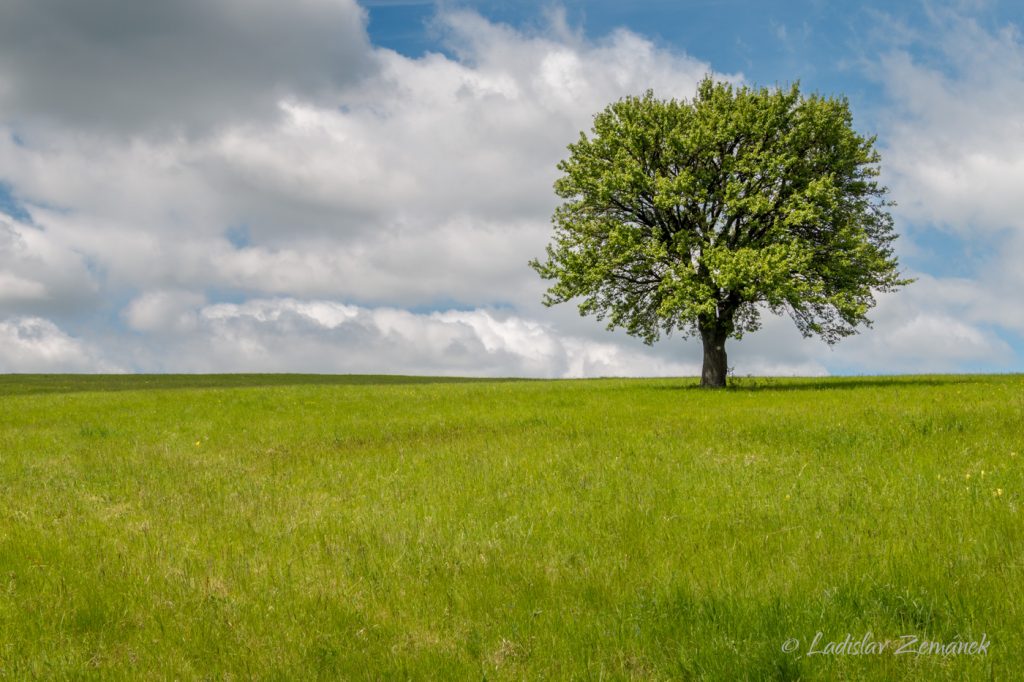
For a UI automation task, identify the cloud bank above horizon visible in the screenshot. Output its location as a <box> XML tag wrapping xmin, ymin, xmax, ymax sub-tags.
<box><xmin>0</xmin><ymin>0</ymin><xmax>1021</xmax><ymax>376</ymax></box>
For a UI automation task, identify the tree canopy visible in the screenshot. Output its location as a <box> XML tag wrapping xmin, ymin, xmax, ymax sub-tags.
<box><xmin>531</xmin><ymin>78</ymin><xmax>911</xmax><ymax>387</ymax></box>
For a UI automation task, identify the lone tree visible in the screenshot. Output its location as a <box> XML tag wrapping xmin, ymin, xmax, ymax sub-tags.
<box><xmin>531</xmin><ymin>78</ymin><xmax>910</xmax><ymax>387</ymax></box>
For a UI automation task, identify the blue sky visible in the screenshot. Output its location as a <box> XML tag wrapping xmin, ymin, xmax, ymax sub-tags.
<box><xmin>364</xmin><ymin>1</ymin><xmax>1010</xmax><ymax>95</ymax></box>
<box><xmin>367</xmin><ymin>0</ymin><xmax>881</xmax><ymax>81</ymax></box>
<box><xmin>0</xmin><ymin>0</ymin><xmax>1022</xmax><ymax>375</ymax></box>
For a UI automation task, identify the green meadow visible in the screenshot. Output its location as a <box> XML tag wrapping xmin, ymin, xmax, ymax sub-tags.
<box><xmin>0</xmin><ymin>374</ymin><xmax>1021</xmax><ymax>679</ymax></box>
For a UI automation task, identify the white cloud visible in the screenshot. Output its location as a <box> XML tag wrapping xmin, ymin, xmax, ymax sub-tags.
<box><xmin>858</xmin><ymin>8</ymin><xmax>1024</xmax><ymax>370</ymax></box>
<box><xmin>886</xmin><ymin>313</ymin><xmax>998</xmax><ymax>360</ymax></box>
<box><xmin>765</xmin><ymin>275</ymin><xmax>1011</xmax><ymax>373</ymax></box>
<box><xmin>133</xmin><ymin>297</ymin><xmax>698</xmax><ymax>377</ymax></box>
<box><xmin>879</xmin><ymin>12</ymin><xmax>1024</xmax><ymax>233</ymax></box>
<box><xmin>124</xmin><ymin>290</ymin><xmax>207</xmax><ymax>334</ymax></box>
<box><xmin>0</xmin><ymin>317</ymin><xmax>117</xmax><ymax>372</ymax></box>
<box><xmin>0</xmin><ymin>217</ymin><xmax>99</xmax><ymax>315</ymax></box>
<box><xmin>0</xmin><ymin>10</ymin><xmax>723</xmax><ymax>311</ymax></box>
<box><xmin>0</xmin><ymin>7</ymin><xmax>750</xmax><ymax>378</ymax></box>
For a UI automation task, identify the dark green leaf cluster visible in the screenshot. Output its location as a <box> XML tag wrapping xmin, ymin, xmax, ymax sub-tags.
<box><xmin>531</xmin><ymin>78</ymin><xmax>911</xmax><ymax>345</ymax></box>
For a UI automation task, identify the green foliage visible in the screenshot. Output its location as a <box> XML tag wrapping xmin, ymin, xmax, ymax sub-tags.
<box><xmin>532</xmin><ymin>78</ymin><xmax>911</xmax><ymax>345</ymax></box>
<box><xmin>0</xmin><ymin>374</ymin><xmax>1022</xmax><ymax>679</ymax></box>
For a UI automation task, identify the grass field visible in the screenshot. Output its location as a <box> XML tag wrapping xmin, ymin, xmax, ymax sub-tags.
<box><xmin>0</xmin><ymin>374</ymin><xmax>1021</xmax><ymax>679</ymax></box>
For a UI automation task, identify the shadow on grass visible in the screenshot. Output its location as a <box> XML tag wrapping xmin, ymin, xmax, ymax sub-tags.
<box><xmin>653</xmin><ymin>375</ymin><xmax>996</xmax><ymax>392</ymax></box>
<box><xmin>0</xmin><ymin>373</ymin><xmax>520</xmax><ymax>397</ymax></box>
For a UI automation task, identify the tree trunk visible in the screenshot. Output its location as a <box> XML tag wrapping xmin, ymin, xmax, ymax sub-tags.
<box><xmin>700</xmin><ymin>327</ymin><xmax>728</xmax><ymax>388</ymax></box>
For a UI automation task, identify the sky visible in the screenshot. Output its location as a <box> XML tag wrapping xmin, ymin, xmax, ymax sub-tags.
<box><xmin>1</xmin><ymin>0</ymin><xmax>1023</xmax><ymax>377</ymax></box>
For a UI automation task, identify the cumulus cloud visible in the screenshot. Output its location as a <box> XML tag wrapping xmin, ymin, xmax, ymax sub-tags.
<box><xmin>0</xmin><ymin>0</ymin><xmax>372</xmax><ymax>135</ymax></box>
<box><xmin>0</xmin><ymin>217</ymin><xmax>99</xmax><ymax>316</ymax></box>
<box><xmin>124</xmin><ymin>290</ymin><xmax>206</xmax><ymax>334</ymax></box>
<box><xmin>112</xmin><ymin>297</ymin><xmax>699</xmax><ymax>377</ymax></box>
<box><xmin>0</xmin><ymin>317</ymin><xmax>117</xmax><ymax>372</ymax></box>
<box><xmin>878</xmin><ymin>14</ymin><xmax>1024</xmax><ymax>233</ymax></box>
<box><xmin>0</xmin><ymin>9</ymin><xmax>722</xmax><ymax>309</ymax></box>
<box><xmin>690</xmin><ymin>280</ymin><xmax>1010</xmax><ymax>377</ymax></box>
<box><xmin>802</xmin><ymin>277</ymin><xmax>1012</xmax><ymax>373</ymax></box>
<box><xmin>864</xmin><ymin>8</ymin><xmax>1024</xmax><ymax>366</ymax></box>
<box><xmin>0</xmin><ymin>5</ymin><xmax>737</xmax><ymax>374</ymax></box>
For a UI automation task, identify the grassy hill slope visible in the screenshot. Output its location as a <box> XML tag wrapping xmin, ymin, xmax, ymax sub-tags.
<box><xmin>1</xmin><ymin>374</ymin><xmax>1020</xmax><ymax>679</ymax></box>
